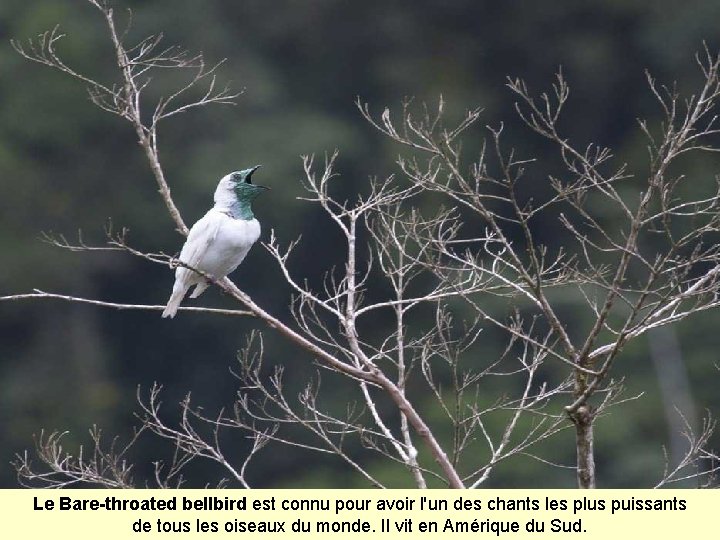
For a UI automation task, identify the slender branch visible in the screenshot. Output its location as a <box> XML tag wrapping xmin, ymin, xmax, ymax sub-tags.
<box><xmin>0</xmin><ymin>290</ymin><xmax>253</xmax><ymax>317</ymax></box>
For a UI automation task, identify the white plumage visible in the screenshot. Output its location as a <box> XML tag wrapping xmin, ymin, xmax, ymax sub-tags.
<box><xmin>162</xmin><ymin>168</ymin><xmax>266</xmax><ymax>318</ymax></box>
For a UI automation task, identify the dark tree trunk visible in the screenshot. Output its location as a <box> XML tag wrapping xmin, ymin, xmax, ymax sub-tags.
<box><xmin>572</xmin><ymin>404</ymin><xmax>596</xmax><ymax>489</ymax></box>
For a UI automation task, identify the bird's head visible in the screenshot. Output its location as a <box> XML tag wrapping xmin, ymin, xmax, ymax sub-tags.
<box><xmin>214</xmin><ymin>165</ymin><xmax>269</xmax><ymax>207</ymax></box>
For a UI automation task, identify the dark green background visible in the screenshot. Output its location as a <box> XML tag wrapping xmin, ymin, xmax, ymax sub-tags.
<box><xmin>2</xmin><ymin>0</ymin><xmax>720</xmax><ymax>487</ymax></box>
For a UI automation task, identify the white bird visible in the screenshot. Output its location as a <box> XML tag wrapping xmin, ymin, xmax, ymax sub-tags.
<box><xmin>162</xmin><ymin>166</ymin><xmax>268</xmax><ymax>318</ymax></box>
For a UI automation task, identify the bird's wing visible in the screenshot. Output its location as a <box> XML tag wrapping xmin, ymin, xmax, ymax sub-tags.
<box><xmin>178</xmin><ymin>210</ymin><xmax>224</xmax><ymax>271</ymax></box>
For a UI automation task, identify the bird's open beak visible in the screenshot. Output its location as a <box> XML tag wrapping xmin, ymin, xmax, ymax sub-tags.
<box><xmin>244</xmin><ymin>164</ymin><xmax>262</xmax><ymax>184</ymax></box>
<box><xmin>242</xmin><ymin>165</ymin><xmax>260</xmax><ymax>184</ymax></box>
<box><xmin>247</xmin><ymin>165</ymin><xmax>270</xmax><ymax>190</ymax></box>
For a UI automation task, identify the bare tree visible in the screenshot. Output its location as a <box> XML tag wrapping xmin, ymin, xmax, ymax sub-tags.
<box><xmin>5</xmin><ymin>0</ymin><xmax>720</xmax><ymax>488</ymax></box>
<box><xmin>359</xmin><ymin>49</ymin><xmax>720</xmax><ymax>487</ymax></box>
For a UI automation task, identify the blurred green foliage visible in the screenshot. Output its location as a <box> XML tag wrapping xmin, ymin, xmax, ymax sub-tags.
<box><xmin>1</xmin><ymin>0</ymin><xmax>720</xmax><ymax>488</ymax></box>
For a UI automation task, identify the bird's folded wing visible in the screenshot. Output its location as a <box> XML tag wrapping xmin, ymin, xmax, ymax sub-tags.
<box><xmin>178</xmin><ymin>211</ymin><xmax>224</xmax><ymax>270</ymax></box>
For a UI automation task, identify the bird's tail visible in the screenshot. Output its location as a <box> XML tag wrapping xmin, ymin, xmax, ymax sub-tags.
<box><xmin>189</xmin><ymin>280</ymin><xmax>210</xmax><ymax>299</ymax></box>
<box><xmin>162</xmin><ymin>283</ymin><xmax>189</xmax><ymax>319</ymax></box>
